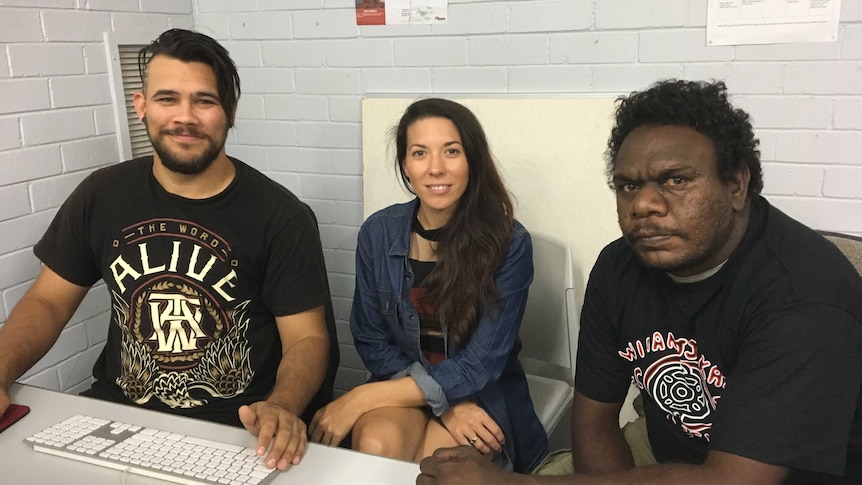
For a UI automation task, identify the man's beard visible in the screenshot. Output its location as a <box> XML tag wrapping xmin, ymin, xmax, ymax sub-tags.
<box><xmin>144</xmin><ymin>116</ymin><xmax>225</xmax><ymax>175</ymax></box>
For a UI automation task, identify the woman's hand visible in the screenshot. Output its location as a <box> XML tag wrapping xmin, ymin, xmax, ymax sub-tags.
<box><xmin>308</xmin><ymin>388</ymin><xmax>367</xmax><ymax>447</ymax></box>
<box><xmin>440</xmin><ymin>401</ymin><xmax>504</xmax><ymax>455</ymax></box>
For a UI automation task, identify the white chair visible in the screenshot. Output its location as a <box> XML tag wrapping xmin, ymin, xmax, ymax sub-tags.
<box><xmin>820</xmin><ymin>231</ymin><xmax>862</xmax><ymax>276</ymax></box>
<box><xmin>519</xmin><ymin>233</ymin><xmax>578</xmax><ymax>437</ymax></box>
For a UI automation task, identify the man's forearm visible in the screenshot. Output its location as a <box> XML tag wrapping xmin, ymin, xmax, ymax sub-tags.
<box><xmin>442</xmin><ymin>459</ymin><xmax>782</xmax><ymax>485</ymax></box>
<box><xmin>482</xmin><ymin>463</ymin><xmax>713</xmax><ymax>485</ymax></box>
<box><xmin>522</xmin><ymin>458</ymin><xmax>784</xmax><ymax>485</ymax></box>
<box><xmin>266</xmin><ymin>334</ymin><xmax>329</xmax><ymax>415</ymax></box>
<box><xmin>349</xmin><ymin>376</ymin><xmax>430</xmax><ymax>415</ymax></box>
<box><xmin>571</xmin><ymin>425</ymin><xmax>633</xmax><ymax>474</ymax></box>
<box><xmin>0</xmin><ymin>295</ymin><xmax>70</xmax><ymax>390</ymax></box>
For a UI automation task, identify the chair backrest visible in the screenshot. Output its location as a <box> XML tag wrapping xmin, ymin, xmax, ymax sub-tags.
<box><xmin>519</xmin><ymin>232</ymin><xmax>578</xmax><ymax>385</ymax></box>
<box><xmin>820</xmin><ymin>231</ymin><xmax>862</xmax><ymax>276</ymax></box>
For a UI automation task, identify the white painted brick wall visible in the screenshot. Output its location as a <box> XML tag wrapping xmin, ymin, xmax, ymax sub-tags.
<box><xmin>433</xmin><ymin>66</ymin><xmax>509</xmax><ymax>92</ymax></box>
<box><xmin>0</xmin><ymin>2</ymin><xmax>194</xmax><ymax>396</ymax></box>
<box><xmin>640</xmin><ymin>30</ymin><xmax>735</xmax><ymax>62</ymax></box>
<box><xmin>469</xmin><ymin>35</ymin><xmax>549</xmax><ymax>66</ymax></box>
<box><xmin>0</xmin><ymin>249</ymin><xmax>40</xmax><ymax>290</ymax></box>
<box><xmin>733</xmin><ymin>96</ymin><xmax>834</xmax><ymax>129</ymax></box>
<box><xmin>21</xmin><ymin>107</ymin><xmax>96</xmax><ymax>146</ymax></box>
<box><xmin>3</xmin><ymin>0</ymin><xmax>862</xmax><ymax>400</ymax></box>
<box><xmin>682</xmin><ymin>63</ymin><xmax>784</xmax><ymax>94</ymax></box>
<box><xmin>234</xmin><ymin>94</ymin><xmax>265</xmax><ymax>120</ymax></box>
<box><xmin>270</xmin><ymin>147</ymin><xmax>330</xmax><ymax>173</ymax></box>
<box><xmin>0</xmin><ymin>145</ymin><xmax>62</xmax><ymax>186</ymax></box>
<box><xmin>293</xmin><ymin>9</ymin><xmax>359</xmax><ymax>39</ymax></box>
<box><xmin>0</xmin><ymin>117</ymin><xmax>21</xmax><ymax>151</ymax></box>
<box><xmin>87</xmin><ymin>0</ymin><xmax>138</xmax><ymax>12</ymax></box>
<box><xmin>325</xmin><ymin>39</ymin><xmax>394</xmax><ymax>67</ymax></box>
<box><xmin>596</xmin><ymin>0</ymin><xmax>688</xmax><ymax>29</ymax></box>
<box><xmin>60</xmin><ymin>135</ymin><xmax>120</xmax><ymax>172</ymax></box>
<box><xmin>835</xmin><ymin>97</ymin><xmax>862</xmax><ymax>128</ymax></box>
<box><xmin>362</xmin><ymin>67</ymin><xmax>432</xmax><ymax>93</ymax></box>
<box><xmin>0</xmin><ymin>211</ymin><xmax>54</xmax><ymax>256</ymax></box>
<box><xmin>0</xmin><ymin>79</ymin><xmax>52</xmax><ymax>113</ymax></box>
<box><xmin>394</xmin><ymin>37</ymin><xmax>467</xmax><ymax>66</ymax></box>
<box><xmin>0</xmin><ymin>9</ymin><xmax>43</xmax><ymax>43</ymax></box>
<box><xmin>229</xmin><ymin>12</ymin><xmax>295</xmax><ymax>40</ymax></box>
<box><xmin>42</xmin><ymin>10</ymin><xmax>112</xmax><ymax>42</ymax></box>
<box><xmin>8</xmin><ymin>44</ymin><xmax>86</xmax><ymax>76</ymax></box>
<box><xmin>51</xmin><ymin>75</ymin><xmax>113</xmax><ymax>108</ymax></box>
<box><xmin>510</xmin><ymin>0</ymin><xmax>592</xmax><ymax>33</ymax></box>
<box><xmin>295</xmin><ymin>68</ymin><xmax>362</xmax><ymax>94</ymax></box>
<box><xmin>549</xmin><ymin>32</ymin><xmax>639</xmax><ymax>64</ymax></box>
<box><xmin>29</xmin><ymin>171</ymin><xmax>90</xmax><ymax>212</ymax></box>
<box><xmin>735</xmin><ymin>41</ymin><xmax>840</xmax><ymax>61</ymax></box>
<box><xmin>508</xmin><ymin>65</ymin><xmax>591</xmax><ymax>92</ymax></box>
<box><xmin>328</xmin><ymin>96</ymin><xmax>362</xmax><ymax>122</ymax></box>
<box><xmin>217</xmin><ymin>41</ymin><xmax>262</xmax><ymax>66</ymax></box>
<box><xmin>0</xmin><ymin>48</ymin><xmax>9</xmax><ymax>78</ymax></box>
<box><xmin>760</xmin><ymin>163</ymin><xmax>824</xmax><ymax>197</ymax></box>
<box><xmin>239</xmin><ymin>67</ymin><xmax>296</xmax><ymax>93</ymax></box>
<box><xmin>825</xmin><ymin>166</ymin><xmax>862</xmax><ymax>199</ymax></box>
<box><xmin>262</xmin><ymin>40</ymin><xmax>326</xmax><ymax>67</ymax></box>
<box><xmin>0</xmin><ymin>184</ymin><xmax>30</xmax><ymax>222</ymax></box>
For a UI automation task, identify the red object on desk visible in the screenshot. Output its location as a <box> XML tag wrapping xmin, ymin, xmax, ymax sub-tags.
<box><xmin>0</xmin><ymin>403</ymin><xmax>30</xmax><ymax>433</ymax></box>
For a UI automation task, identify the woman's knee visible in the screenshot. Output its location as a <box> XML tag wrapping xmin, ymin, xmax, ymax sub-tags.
<box><xmin>353</xmin><ymin>424</ymin><xmax>398</xmax><ymax>456</ymax></box>
<box><xmin>352</xmin><ymin>409</ymin><xmax>427</xmax><ymax>459</ymax></box>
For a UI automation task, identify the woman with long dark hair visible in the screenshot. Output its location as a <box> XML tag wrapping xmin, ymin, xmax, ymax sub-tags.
<box><xmin>309</xmin><ymin>98</ymin><xmax>546</xmax><ymax>472</ymax></box>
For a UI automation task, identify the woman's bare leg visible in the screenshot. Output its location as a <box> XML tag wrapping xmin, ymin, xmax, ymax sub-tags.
<box><xmin>352</xmin><ymin>407</ymin><xmax>433</xmax><ymax>461</ymax></box>
<box><xmin>415</xmin><ymin>417</ymin><xmax>460</xmax><ymax>461</ymax></box>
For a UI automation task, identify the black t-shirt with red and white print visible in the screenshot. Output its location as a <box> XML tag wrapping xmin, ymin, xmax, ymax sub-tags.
<box><xmin>34</xmin><ymin>156</ymin><xmax>338</xmax><ymax>426</ymax></box>
<box><xmin>575</xmin><ymin>196</ymin><xmax>862</xmax><ymax>483</ymax></box>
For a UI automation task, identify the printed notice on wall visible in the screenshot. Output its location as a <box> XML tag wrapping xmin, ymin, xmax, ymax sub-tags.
<box><xmin>707</xmin><ymin>0</ymin><xmax>841</xmax><ymax>45</ymax></box>
<box><xmin>356</xmin><ymin>0</ymin><xmax>448</xmax><ymax>26</ymax></box>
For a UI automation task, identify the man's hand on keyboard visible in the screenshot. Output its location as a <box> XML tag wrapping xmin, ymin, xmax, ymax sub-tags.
<box><xmin>238</xmin><ymin>401</ymin><xmax>307</xmax><ymax>471</ymax></box>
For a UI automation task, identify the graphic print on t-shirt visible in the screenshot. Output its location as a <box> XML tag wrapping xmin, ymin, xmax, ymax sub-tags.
<box><xmin>619</xmin><ymin>332</ymin><xmax>727</xmax><ymax>441</ymax></box>
<box><xmin>108</xmin><ymin>218</ymin><xmax>254</xmax><ymax>408</ymax></box>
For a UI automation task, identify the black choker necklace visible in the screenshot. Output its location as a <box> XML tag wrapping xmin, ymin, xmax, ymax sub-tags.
<box><xmin>413</xmin><ymin>212</ymin><xmax>443</xmax><ymax>241</ymax></box>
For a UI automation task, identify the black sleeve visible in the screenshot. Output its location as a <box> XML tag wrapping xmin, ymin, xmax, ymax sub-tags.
<box><xmin>574</xmin><ymin>248</ymin><xmax>635</xmax><ymax>404</ymax></box>
<box><xmin>709</xmin><ymin>304</ymin><xmax>862</xmax><ymax>475</ymax></box>
<box><xmin>261</xmin><ymin>204</ymin><xmax>329</xmax><ymax>317</ymax></box>
<box><xmin>33</xmin><ymin>176</ymin><xmax>101</xmax><ymax>287</ymax></box>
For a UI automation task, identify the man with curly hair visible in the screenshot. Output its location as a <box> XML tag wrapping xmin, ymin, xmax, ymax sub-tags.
<box><xmin>0</xmin><ymin>29</ymin><xmax>339</xmax><ymax>473</ymax></box>
<box><xmin>417</xmin><ymin>80</ymin><xmax>862</xmax><ymax>484</ymax></box>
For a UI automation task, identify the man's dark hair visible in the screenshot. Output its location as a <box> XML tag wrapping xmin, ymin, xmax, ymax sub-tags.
<box><xmin>138</xmin><ymin>29</ymin><xmax>240</xmax><ymax>126</ymax></box>
<box><xmin>606</xmin><ymin>79</ymin><xmax>763</xmax><ymax>196</ymax></box>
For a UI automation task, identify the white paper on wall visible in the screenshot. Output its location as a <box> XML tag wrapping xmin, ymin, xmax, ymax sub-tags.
<box><xmin>707</xmin><ymin>0</ymin><xmax>841</xmax><ymax>45</ymax></box>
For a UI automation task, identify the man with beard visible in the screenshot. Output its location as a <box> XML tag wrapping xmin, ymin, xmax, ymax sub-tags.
<box><xmin>0</xmin><ymin>29</ymin><xmax>339</xmax><ymax>473</ymax></box>
<box><xmin>416</xmin><ymin>80</ymin><xmax>862</xmax><ymax>484</ymax></box>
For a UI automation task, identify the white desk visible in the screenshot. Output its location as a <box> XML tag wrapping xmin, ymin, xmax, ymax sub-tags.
<box><xmin>3</xmin><ymin>384</ymin><xmax>420</xmax><ymax>484</ymax></box>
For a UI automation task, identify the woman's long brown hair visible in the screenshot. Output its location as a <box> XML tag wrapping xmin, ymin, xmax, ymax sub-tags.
<box><xmin>394</xmin><ymin>98</ymin><xmax>514</xmax><ymax>350</ymax></box>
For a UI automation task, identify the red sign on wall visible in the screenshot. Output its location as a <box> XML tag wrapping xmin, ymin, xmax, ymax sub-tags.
<box><xmin>356</xmin><ymin>0</ymin><xmax>385</xmax><ymax>26</ymax></box>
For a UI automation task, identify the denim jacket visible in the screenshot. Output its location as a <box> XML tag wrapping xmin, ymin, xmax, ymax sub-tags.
<box><xmin>350</xmin><ymin>199</ymin><xmax>547</xmax><ymax>473</ymax></box>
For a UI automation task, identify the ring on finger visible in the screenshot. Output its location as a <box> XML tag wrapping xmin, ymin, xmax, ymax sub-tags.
<box><xmin>469</xmin><ymin>436</ymin><xmax>479</xmax><ymax>445</ymax></box>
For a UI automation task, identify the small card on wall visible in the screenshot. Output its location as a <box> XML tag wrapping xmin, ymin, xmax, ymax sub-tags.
<box><xmin>356</xmin><ymin>0</ymin><xmax>448</xmax><ymax>26</ymax></box>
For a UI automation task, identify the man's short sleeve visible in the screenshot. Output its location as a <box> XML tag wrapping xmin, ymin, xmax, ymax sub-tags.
<box><xmin>33</xmin><ymin>176</ymin><xmax>102</xmax><ymax>287</ymax></box>
<box><xmin>575</xmin><ymin>246</ymin><xmax>635</xmax><ymax>404</ymax></box>
<box><xmin>260</xmin><ymin>205</ymin><xmax>328</xmax><ymax>317</ymax></box>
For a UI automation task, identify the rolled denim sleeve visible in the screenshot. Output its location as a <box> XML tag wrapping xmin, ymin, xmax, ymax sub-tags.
<box><xmin>427</xmin><ymin>227</ymin><xmax>533</xmax><ymax>408</ymax></box>
<box><xmin>392</xmin><ymin>362</ymin><xmax>450</xmax><ymax>415</ymax></box>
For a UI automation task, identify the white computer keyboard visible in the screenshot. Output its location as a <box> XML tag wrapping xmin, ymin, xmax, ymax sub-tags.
<box><xmin>25</xmin><ymin>414</ymin><xmax>278</xmax><ymax>485</ymax></box>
